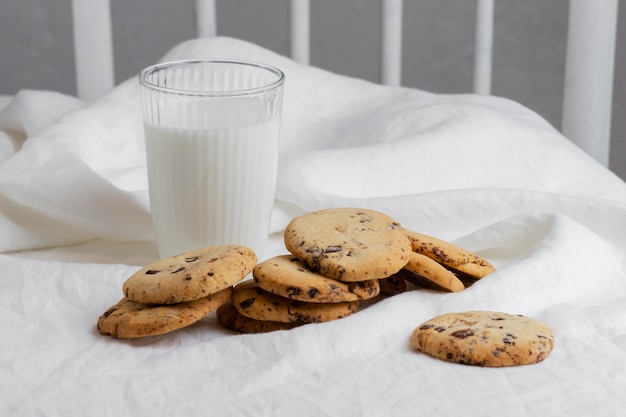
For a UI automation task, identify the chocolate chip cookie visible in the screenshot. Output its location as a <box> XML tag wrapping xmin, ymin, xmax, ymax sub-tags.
<box><xmin>284</xmin><ymin>208</ymin><xmax>411</xmax><ymax>282</ymax></box>
<box><xmin>405</xmin><ymin>230</ymin><xmax>495</xmax><ymax>279</ymax></box>
<box><xmin>397</xmin><ymin>251</ymin><xmax>465</xmax><ymax>292</ymax></box>
<box><xmin>97</xmin><ymin>287</ymin><xmax>232</xmax><ymax>339</ymax></box>
<box><xmin>253</xmin><ymin>255</ymin><xmax>380</xmax><ymax>303</ymax></box>
<box><xmin>217</xmin><ymin>300</ymin><xmax>303</xmax><ymax>334</ymax></box>
<box><xmin>123</xmin><ymin>245</ymin><xmax>256</xmax><ymax>304</ymax></box>
<box><xmin>232</xmin><ymin>280</ymin><xmax>359</xmax><ymax>323</ymax></box>
<box><xmin>410</xmin><ymin>311</ymin><xmax>555</xmax><ymax>367</ymax></box>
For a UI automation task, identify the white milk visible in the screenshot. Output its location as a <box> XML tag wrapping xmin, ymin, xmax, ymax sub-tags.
<box><xmin>144</xmin><ymin>117</ymin><xmax>280</xmax><ymax>259</ymax></box>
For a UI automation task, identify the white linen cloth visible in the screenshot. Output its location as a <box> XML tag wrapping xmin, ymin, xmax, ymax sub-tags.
<box><xmin>1</xmin><ymin>37</ymin><xmax>626</xmax><ymax>416</ymax></box>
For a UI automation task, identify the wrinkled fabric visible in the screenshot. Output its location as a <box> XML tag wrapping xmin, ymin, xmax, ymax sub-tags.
<box><xmin>1</xmin><ymin>37</ymin><xmax>625</xmax><ymax>416</ymax></box>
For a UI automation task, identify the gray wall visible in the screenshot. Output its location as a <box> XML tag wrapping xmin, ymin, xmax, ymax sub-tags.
<box><xmin>1</xmin><ymin>0</ymin><xmax>625</xmax><ymax>180</ymax></box>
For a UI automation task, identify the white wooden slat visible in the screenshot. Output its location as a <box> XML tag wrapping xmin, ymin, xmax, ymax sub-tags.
<box><xmin>290</xmin><ymin>0</ymin><xmax>310</xmax><ymax>65</ymax></box>
<box><xmin>562</xmin><ymin>0</ymin><xmax>618</xmax><ymax>167</ymax></box>
<box><xmin>71</xmin><ymin>0</ymin><xmax>115</xmax><ymax>102</ymax></box>
<box><xmin>195</xmin><ymin>0</ymin><xmax>217</xmax><ymax>38</ymax></box>
<box><xmin>381</xmin><ymin>0</ymin><xmax>403</xmax><ymax>86</ymax></box>
<box><xmin>472</xmin><ymin>0</ymin><xmax>494</xmax><ymax>95</ymax></box>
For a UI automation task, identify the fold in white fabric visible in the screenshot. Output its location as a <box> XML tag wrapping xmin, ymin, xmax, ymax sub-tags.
<box><xmin>2</xmin><ymin>37</ymin><xmax>625</xmax><ymax>253</ymax></box>
<box><xmin>1</xmin><ymin>37</ymin><xmax>626</xmax><ymax>416</ymax></box>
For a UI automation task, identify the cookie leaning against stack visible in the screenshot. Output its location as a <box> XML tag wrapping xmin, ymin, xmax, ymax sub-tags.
<box><xmin>123</xmin><ymin>245</ymin><xmax>257</xmax><ymax>304</ymax></box>
<box><xmin>391</xmin><ymin>229</ymin><xmax>496</xmax><ymax>292</ymax></box>
<box><xmin>406</xmin><ymin>230</ymin><xmax>495</xmax><ymax>280</ymax></box>
<box><xmin>97</xmin><ymin>245</ymin><xmax>256</xmax><ymax>339</ymax></box>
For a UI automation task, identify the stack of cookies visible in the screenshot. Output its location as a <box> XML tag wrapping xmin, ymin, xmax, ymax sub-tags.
<box><xmin>97</xmin><ymin>207</ymin><xmax>497</xmax><ymax>339</ymax></box>
<box><xmin>218</xmin><ymin>208</ymin><xmax>413</xmax><ymax>333</ymax></box>
<box><xmin>97</xmin><ymin>245</ymin><xmax>256</xmax><ymax>339</ymax></box>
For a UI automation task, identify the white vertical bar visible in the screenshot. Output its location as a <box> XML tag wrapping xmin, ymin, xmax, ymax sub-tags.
<box><xmin>290</xmin><ymin>0</ymin><xmax>310</xmax><ymax>64</ymax></box>
<box><xmin>195</xmin><ymin>0</ymin><xmax>217</xmax><ymax>38</ymax></box>
<box><xmin>562</xmin><ymin>0</ymin><xmax>618</xmax><ymax>167</ymax></box>
<box><xmin>71</xmin><ymin>0</ymin><xmax>115</xmax><ymax>102</ymax></box>
<box><xmin>381</xmin><ymin>0</ymin><xmax>403</xmax><ymax>86</ymax></box>
<box><xmin>472</xmin><ymin>0</ymin><xmax>494</xmax><ymax>94</ymax></box>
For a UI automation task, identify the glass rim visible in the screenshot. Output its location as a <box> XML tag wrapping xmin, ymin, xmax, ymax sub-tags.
<box><xmin>138</xmin><ymin>59</ymin><xmax>285</xmax><ymax>97</ymax></box>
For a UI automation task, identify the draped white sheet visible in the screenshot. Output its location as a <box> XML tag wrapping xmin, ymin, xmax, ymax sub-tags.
<box><xmin>1</xmin><ymin>37</ymin><xmax>625</xmax><ymax>416</ymax></box>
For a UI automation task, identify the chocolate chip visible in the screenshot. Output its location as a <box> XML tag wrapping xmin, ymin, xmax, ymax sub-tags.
<box><xmin>335</xmin><ymin>266</ymin><xmax>346</xmax><ymax>279</ymax></box>
<box><xmin>184</xmin><ymin>256</ymin><xmax>199</xmax><ymax>262</ymax></box>
<box><xmin>451</xmin><ymin>329</ymin><xmax>474</xmax><ymax>339</ymax></box>
<box><xmin>239</xmin><ymin>298</ymin><xmax>255</xmax><ymax>309</ymax></box>
<box><xmin>492</xmin><ymin>347</ymin><xmax>506</xmax><ymax>357</ymax></box>
<box><xmin>420</xmin><ymin>324</ymin><xmax>434</xmax><ymax>330</ymax></box>
<box><xmin>172</xmin><ymin>267</ymin><xmax>186</xmax><ymax>273</ymax></box>
<box><xmin>102</xmin><ymin>307</ymin><xmax>117</xmax><ymax>318</ymax></box>
<box><xmin>287</xmin><ymin>286</ymin><xmax>302</xmax><ymax>297</ymax></box>
<box><xmin>305</xmin><ymin>246</ymin><xmax>324</xmax><ymax>257</ymax></box>
<box><xmin>145</xmin><ymin>270</ymin><xmax>159</xmax><ymax>275</ymax></box>
<box><xmin>307</xmin><ymin>288</ymin><xmax>320</xmax><ymax>299</ymax></box>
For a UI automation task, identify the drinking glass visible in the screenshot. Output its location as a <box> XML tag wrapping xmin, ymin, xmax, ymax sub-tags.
<box><xmin>138</xmin><ymin>59</ymin><xmax>285</xmax><ymax>259</ymax></box>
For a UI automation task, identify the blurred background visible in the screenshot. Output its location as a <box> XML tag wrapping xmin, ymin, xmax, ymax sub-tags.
<box><xmin>1</xmin><ymin>0</ymin><xmax>624</xmax><ymax>179</ymax></box>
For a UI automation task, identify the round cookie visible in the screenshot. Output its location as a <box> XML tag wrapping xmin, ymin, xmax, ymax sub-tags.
<box><xmin>97</xmin><ymin>287</ymin><xmax>232</xmax><ymax>339</ymax></box>
<box><xmin>284</xmin><ymin>208</ymin><xmax>411</xmax><ymax>282</ymax></box>
<box><xmin>405</xmin><ymin>230</ymin><xmax>495</xmax><ymax>279</ymax></box>
<box><xmin>253</xmin><ymin>255</ymin><xmax>380</xmax><ymax>303</ymax></box>
<box><xmin>217</xmin><ymin>301</ymin><xmax>303</xmax><ymax>334</ymax></box>
<box><xmin>123</xmin><ymin>245</ymin><xmax>256</xmax><ymax>304</ymax></box>
<box><xmin>398</xmin><ymin>251</ymin><xmax>465</xmax><ymax>292</ymax></box>
<box><xmin>232</xmin><ymin>280</ymin><xmax>359</xmax><ymax>323</ymax></box>
<box><xmin>410</xmin><ymin>311</ymin><xmax>555</xmax><ymax>367</ymax></box>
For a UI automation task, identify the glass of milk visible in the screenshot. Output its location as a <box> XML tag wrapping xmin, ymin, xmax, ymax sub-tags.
<box><xmin>138</xmin><ymin>59</ymin><xmax>285</xmax><ymax>259</ymax></box>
